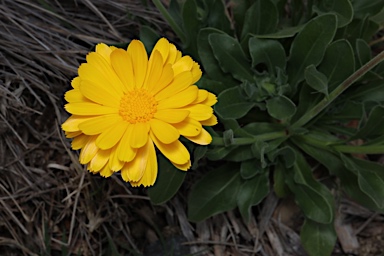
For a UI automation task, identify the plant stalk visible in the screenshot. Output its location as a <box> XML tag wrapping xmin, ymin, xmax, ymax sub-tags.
<box><xmin>211</xmin><ymin>131</ymin><xmax>287</xmax><ymax>146</ymax></box>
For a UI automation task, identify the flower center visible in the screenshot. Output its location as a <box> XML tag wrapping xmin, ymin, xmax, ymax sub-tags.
<box><xmin>119</xmin><ymin>89</ymin><xmax>157</xmax><ymax>124</ymax></box>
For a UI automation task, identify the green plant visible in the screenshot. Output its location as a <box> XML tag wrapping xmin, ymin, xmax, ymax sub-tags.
<box><xmin>147</xmin><ymin>0</ymin><xmax>384</xmax><ymax>255</ymax></box>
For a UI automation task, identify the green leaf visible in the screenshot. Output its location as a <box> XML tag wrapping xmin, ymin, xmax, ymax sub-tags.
<box><xmin>340</xmin><ymin>17</ymin><xmax>380</xmax><ymax>43</ymax></box>
<box><xmin>197</xmin><ymin>77</ymin><xmax>228</xmax><ymax>95</ymax></box>
<box><xmin>346</xmin><ymin>80</ymin><xmax>384</xmax><ymax>103</ymax></box>
<box><xmin>215</xmin><ymin>86</ymin><xmax>256</xmax><ymax>119</ymax></box>
<box><xmin>305</xmin><ymin>65</ymin><xmax>328</xmax><ymax>96</ymax></box>
<box><xmin>339</xmin><ymin>154</ymin><xmax>384</xmax><ymax>209</ymax></box>
<box><xmin>301</xmin><ymin>219</ymin><xmax>337</xmax><ymax>256</ymax></box>
<box><xmin>206</xmin><ymin>146</ymin><xmax>237</xmax><ymax>161</ymax></box>
<box><xmin>371</xmin><ymin>5</ymin><xmax>384</xmax><ymax>24</ymax></box>
<box><xmin>231</xmin><ymin>0</ymin><xmax>252</xmax><ymax>38</ymax></box>
<box><xmin>294</xmin><ymin>140</ymin><xmax>382</xmax><ymax>211</ymax></box>
<box><xmin>241</xmin><ymin>0</ymin><xmax>278</xmax><ymax>38</ymax></box>
<box><xmin>168</xmin><ymin>0</ymin><xmax>183</xmax><ymax>25</ymax></box>
<box><xmin>318</xmin><ymin>39</ymin><xmax>355</xmax><ymax>90</ymax></box>
<box><xmin>320</xmin><ymin>100</ymin><xmax>363</xmax><ymax>121</ymax></box>
<box><xmin>225</xmin><ymin>145</ymin><xmax>256</xmax><ymax>162</ymax></box>
<box><xmin>182</xmin><ymin>0</ymin><xmax>200</xmax><ymax>56</ymax></box>
<box><xmin>197</xmin><ymin>28</ymin><xmax>237</xmax><ymax>85</ymax></box>
<box><xmin>188</xmin><ymin>164</ymin><xmax>242</xmax><ymax>222</ymax></box>
<box><xmin>249</xmin><ymin>37</ymin><xmax>286</xmax><ymax>75</ymax></box>
<box><xmin>270</xmin><ymin>146</ymin><xmax>296</xmax><ymax>168</ymax></box>
<box><xmin>287</xmin><ymin>151</ymin><xmax>335</xmax><ymax>224</ymax></box>
<box><xmin>352</xmin><ymin>0</ymin><xmax>384</xmax><ymax>18</ymax></box>
<box><xmin>242</xmin><ymin>122</ymin><xmax>285</xmax><ymax>136</ymax></box>
<box><xmin>139</xmin><ymin>26</ymin><xmax>160</xmax><ymax>52</ymax></box>
<box><xmin>192</xmin><ymin>146</ymin><xmax>208</xmax><ymax>170</ymax></box>
<box><xmin>273</xmin><ymin>161</ymin><xmax>290</xmax><ymax>198</ymax></box>
<box><xmin>291</xmin><ymin>83</ymin><xmax>322</xmax><ymax>123</ymax></box>
<box><xmin>255</xmin><ymin>25</ymin><xmax>303</xmax><ymax>39</ymax></box>
<box><xmin>313</xmin><ymin>0</ymin><xmax>353</xmax><ymax>27</ymax></box>
<box><xmin>352</xmin><ymin>106</ymin><xmax>384</xmax><ymax>140</ymax></box>
<box><xmin>209</xmin><ymin>33</ymin><xmax>254</xmax><ymax>82</ymax></box>
<box><xmin>304</xmin><ymin>65</ymin><xmax>328</xmax><ymax>96</ymax></box>
<box><xmin>356</xmin><ymin>39</ymin><xmax>372</xmax><ymax>67</ymax></box>
<box><xmin>223</xmin><ymin>129</ymin><xmax>235</xmax><ymax>146</ymax></box>
<box><xmin>206</xmin><ymin>0</ymin><xmax>232</xmax><ymax>34</ymax></box>
<box><xmin>240</xmin><ymin>158</ymin><xmax>263</xmax><ymax>179</ymax></box>
<box><xmin>266</xmin><ymin>95</ymin><xmax>296</xmax><ymax>120</ymax></box>
<box><xmin>287</xmin><ymin>14</ymin><xmax>337</xmax><ymax>89</ymax></box>
<box><xmin>237</xmin><ymin>172</ymin><xmax>270</xmax><ymax>222</ymax></box>
<box><xmin>148</xmin><ymin>155</ymin><xmax>186</xmax><ymax>204</ymax></box>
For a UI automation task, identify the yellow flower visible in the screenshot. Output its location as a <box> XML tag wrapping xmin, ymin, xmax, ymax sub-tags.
<box><xmin>62</xmin><ymin>38</ymin><xmax>217</xmax><ymax>187</ymax></box>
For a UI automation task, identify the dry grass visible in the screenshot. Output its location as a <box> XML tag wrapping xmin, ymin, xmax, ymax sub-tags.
<box><xmin>1</xmin><ymin>0</ymin><xmax>383</xmax><ymax>255</ymax></box>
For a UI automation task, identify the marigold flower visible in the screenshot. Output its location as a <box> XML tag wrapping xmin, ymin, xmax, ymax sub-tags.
<box><xmin>62</xmin><ymin>38</ymin><xmax>217</xmax><ymax>186</ymax></box>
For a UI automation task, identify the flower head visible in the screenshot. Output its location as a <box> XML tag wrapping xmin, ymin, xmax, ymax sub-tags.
<box><xmin>62</xmin><ymin>38</ymin><xmax>217</xmax><ymax>186</ymax></box>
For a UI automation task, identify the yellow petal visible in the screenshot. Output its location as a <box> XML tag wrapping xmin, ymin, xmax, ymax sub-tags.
<box><xmin>150</xmin><ymin>119</ymin><xmax>179</xmax><ymax>144</ymax></box>
<box><xmin>154</xmin><ymin>71</ymin><xmax>193</xmax><ymax>101</ymax></box>
<box><xmin>79</xmin><ymin>80</ymin><xmax>120</xmax><ymax>107</ymax></box>
<box><xmin>200</xmin><ymin>115</ymin><xmax>218</xmax><ymax>126</ymax></box>
<box><xmin>65</xmin><ymin>102</ymin><xmax>118</xmax><ymax>116</ymax></box>
<box><xmin>153</xmin><ymin>38</ymin><xmax>170</xmax><ymax>65</ymax></box>
<box><xmin>117</xmin><ymin>124</ymin><xmax>137</xmax><ymax>162</ymax></box>
<box><xmin>66</xmin><ymin>131</ymin><xmax>82</xmax><ymax>138</ymax></box>
<box><xmin>78</xmin><ymin>63</ymin><xmax>123</xmax><ymax>100</ymax></box>
<box><xmin>175</xmin><ymin>49</ymin><xmax>182</xmax><ymax>63</ymax></box>
<box><xmin>109</xmin><ymin>146</ymin><xmax>124</xmax><ymax>171</ymax></box>
<box><xmin>78</xmin><ymin>114</ymin><xmax>121</xmax><ymax>135</ymax></box>
<box><xmin>172</xmin><ymin>117</ymin><xmax>202</xmax><ymax>137</ymax></box>
<box><xmin>193</xmin><ymin>89</ymin><xmax>208</xmax><ymax>104</ymax></box>
<box><xmin>65</xmin><ymin>89</ymin><xmax>89</xmax><ymax>103</ymax></box>
<box><xmin>71</xmin><ymin>133</ymin><xmax>88</xmax><ymax>150</ymax></box>
<box><xmin>79</xmin><ymin>136</ymin><xmax>98</xmax><ymax>164</ymax></box>
<box><xmin>95</xmin><ymin>121</ymin><xmax>129</xmax><ymax>150</ymax></box>
<box><xmin>127</xmin><ymin>40</ymin><xmax>148</xmax><ymax>88</ymax></box>
<box><xmin>191</xmin><ymin>62</ymin><xmax>202</xmax><ymax>84</ymax></box>
<box><xmin>85</xmin><ymin>52</ymin><xmax>125</xmax><ymax>96</ymax></box>
<box><xmin>99</xmin><ymin>163</ymin><xmax>114</xmax><ymax>177</ymax></box>
<box><xmin>151</xmin><ymin>131</ymin><xmax>189</xmax><ymax>165</ymax></box>
<box><xmin>154</xmin><ymin>109</ymin><xmax>190</xmax><ymax>123</ymax></box>
<box><xmin>121</xmin><ymin>139</ymin><xmax>151</xmax><ymax>182</ymax></box>
<box><xmin>165</xmin><ymin>43</ymin><xmax>179</xmax><ymax>65</ymax></box>
<box><xmin>130</xmin><ymin>122</ymin><xmax>150</xmax><ymax>148</ymax></box>
<box><xmin>185</xmin><ymin>128</ymin><xmax>212</xmax><ymax>145</ymax></box>
<box><xmin>89</xmin><ymin>148</ymin><xmax>111</xmax><ymax>172</ymax></box>
<box><xmin>202</xmin><ymin>92</ymin><xmax>217</xmax><ymax>106</ymax></box>
<box><xmin>62</xmin><ymin>115</ymin><xmax>92</xmax><ymax>132</ymax></box>
<box><xmin>171</xmin><ymin>159</ymin><xmax>191</xmax><ymax>171</ymax></box>
<box><xmin>150</xmin><ymin>64</ymin><xmax>174</xmax><ymax>95</ymax></box>
<box><xmin>130</xmin><ymin>138</ymin><xmax>158</xmax><ymax>187</ymax></box>
<box><xmin>157</xmin><ymin>85</ymin><xmax>198</xmax><ymax>110</ymax></box>
<box><xmin>172</xmin><ymin>56</ymin><xmax>194</xmax><ymax>76</ymax></box>
<box><xmin>145</xmin><ymin>50</ymin><xmax>163</xmax><ymax>92</ymax></box>
<box><xmin>95</xmin><ymin>43</ymin><xmax>113</xmax><ymax>63</ymax></box>
<box><xmin>71</xmin><ymin>77</ymin><xmax>80</xmax><ymax>89</ymax></box>
<box><xmin>110</xmin><ymin>49</ymin><xmax>135</xmax><ymax>91</ymax></box>
<box><xmin>181</xmin><ymin>104</ymin><xmax>213</xmax><ymax>121</ymax></box>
